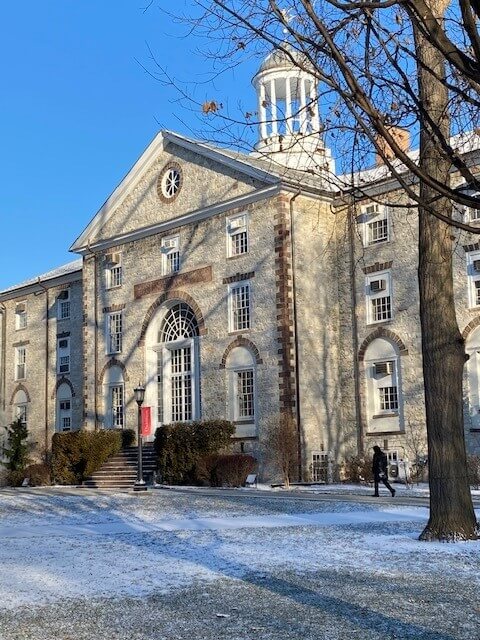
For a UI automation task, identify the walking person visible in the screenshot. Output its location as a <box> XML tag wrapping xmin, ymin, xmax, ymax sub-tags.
<box><xmin>372</xmin><ymin>445</ymin><xmax>395</xmax><ymax>497</ymax></box>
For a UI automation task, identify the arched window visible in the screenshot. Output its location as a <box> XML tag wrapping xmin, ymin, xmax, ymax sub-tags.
<box><xmin>225</xmin><ymin>346</ymin><xmax>257</xmax><ymax>438</ymax></box>
<box><xmin>364</xmin><ymin>338</ymin><xmax>403</xmax><ymax>433</ymax></box>
<box><xmin>465</xmin><ymin>326</ymin><xmax>480</xmax><ymax>427</ymax></box>
<box><xmin>12</xmin><ymin>390</ymin><xmax>28</xmax><ymax>429</ymax></box>
<box><xmin>56</xmin><ymin>383</ymin><xmax>72</xmax><ymax>432</ymax></box>
<box><xmin>145</xmin><ymin>302</ymin><xmax>200</xmax><ymax>426</ymax></box>
<box><xmin>103</xmin><ymin>365</ymin><xmax>124</xmax><ymax>429</ymax></box>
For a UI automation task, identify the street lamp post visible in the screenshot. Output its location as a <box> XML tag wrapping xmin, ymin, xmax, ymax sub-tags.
<box><xmin>133</xmin><ymin>384</ymin><xmax>147</xmax><ymax>492</ymax></box>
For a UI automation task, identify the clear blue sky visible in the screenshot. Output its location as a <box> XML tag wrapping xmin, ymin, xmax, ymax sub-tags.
<box><xmin>0</xmin><ymin>1</ymin><xmax>258</xmax><ymax>290</ymax></box>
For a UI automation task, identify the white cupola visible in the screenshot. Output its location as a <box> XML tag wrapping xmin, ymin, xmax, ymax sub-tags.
<box><xmin>252</xmin><ymin>45</ymin><xmax>335</xmax><ymax>176</ymax></box>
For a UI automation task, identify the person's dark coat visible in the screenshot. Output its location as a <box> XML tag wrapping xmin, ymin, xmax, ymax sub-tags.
<box><xmin>372</xmin><ymin>446</ymin><xmax>388</xmax><ymax>479</ymax></box>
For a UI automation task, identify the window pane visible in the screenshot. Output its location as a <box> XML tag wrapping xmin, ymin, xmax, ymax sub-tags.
<box><xmin>379</xmin><ymin>386</ymin><xmax>399</xmax><ymax>411</ymax></box>
<box><xmin>231</xmin><ymin>284</ymin><xmax>250</xmax><ymax>331</ymax></box>
<box><xmin>170</xmin><ymin>347</ymin><xmax>192</xmax><ymax>422</ymax></box>
<box><xmin>372</xmin><ymin>296</ymin><xmax>392</xmax><ymax>321</ymax></box>
<box><xmin>237</xmin><ymin>369</ymin><xmax>254</xmax><ymax>418</ymax></box>
<box><xmin>111</xmin><ymin>385</ymin><xmax>124</xmax><ymax>427</ymax></box>
<box><xmin>368</xmin><ymin>218</ymin><xmax>388</xmax><ymax>244</ymax></box>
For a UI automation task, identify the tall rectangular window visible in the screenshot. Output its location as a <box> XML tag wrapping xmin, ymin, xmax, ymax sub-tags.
<box><xmin>105</xmin><ymin>253</ymin><xmax>122</xmax><ymax>289</ymax></box>
<box><xmin>59</xmin><ymin>400</ymin><xmax>72</xmax><ymax>432</ymax></box>
<box><xmin>236</xmin><ymin>369</ymin><xmax>254</xmax><ymax>419</ymax></box>
<box><xmin>57</xmin><ymin>338</ymin><xmax>70</xmax><ymax>374</ymax></box>
<box><xmin>107</xmin><ymin>312</ymin><xmax>122</xmax><ymax>354</ymax></box>
<box><xmin>111</xmin><ymin>385</ymin><xmax>124</xmax><ymax>428</ymax></box>
<box><xmin>161</xmin><ymin>236</ymin><xmax>180</xmax><ymax>275</ymax></box>
<box><xmin>467</xmin><ymin>251</ymin><xmax>480</xmax><ymax>308</ymax></box>
<box><xmin>362</xmin><ymin>203</ymin><xmax>389</xmax><ymax>246</ymax></box>
<box><xmin>15</xmin><ymin>302</ymin><xmax>27</xmax><ymax>330</ymax></box>
<box><xmin>57</xmin><ymin>290</ymin><xmax>70</xmax><ymax>320</ymax></box>
<box><xmin>229</xmin><ymin>283</ymin><xmax>251</xmax><ymax>331</ymax></box>
<box><xmin>227</xmin><ymin>214</ymin><xmax>248</xmax><ymax>257</ymax></box>
<box><xmin>15</xmin><ymin>347</ymin><xmax>26</xmax><ymax>380</ymax></box>
<box><xmin>366</xmin><ymin>272</ymin><xmax>392</xmax><ymax>324</ymax></box>
<box><xmin>170</xmin><ymin>347</ymin><xmax>192</xmax><ymax>422</ymax></box>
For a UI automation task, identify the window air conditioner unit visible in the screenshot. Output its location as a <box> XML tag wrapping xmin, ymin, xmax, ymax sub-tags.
<box><xmin>370</xmin><ymin>279</ymin><xmax>386</xmax><ymax>293</ymax></box>
<box><xmin>473</xmin><ymin>260</ymin><xmax>480</xmax><ymax>273</ymax></box>
<box><xmin>364</xmin><ymin>203</ymin><xmax>380</xmax><ymax>215</ymax></box>
<box><xmin>58</xmin><ymin>290</ymin><xmax>69</xmax><ymax>300</ymax></box>
<box><xmin>374</xmin><ymin>361</ymin><xmax>393</xmax><ymax>376</ymax></box>
<box><xmin>229</xmin><ymin>215</ymin><xmax>246</xmax><ymax>230</ymax></box>
<box><xmin>15</xmin><ymin>303</ymin><xmax>26</xmax><ymax>313</ymax></box>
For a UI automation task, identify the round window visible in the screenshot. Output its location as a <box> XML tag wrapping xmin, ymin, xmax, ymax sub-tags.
<box><xmin>158</xmin><ymin>163</ymin><xmax>182</xmax><ymax>202</ymax></box>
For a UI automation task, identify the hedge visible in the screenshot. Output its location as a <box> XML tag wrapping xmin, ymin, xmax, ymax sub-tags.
<box><xmin>51</xmin><ymin>430</ymin><xmax>123</xmax><ymax>485</ymax></box>
<box><xmin>197</xmin><ymin>454</ymin><xmax>256</xmax><ymax>487</ymax></box>
<box><xmin>154</xmin><ymin>420</ymin><xmax>235</xmax><ymax>485</ymax></box>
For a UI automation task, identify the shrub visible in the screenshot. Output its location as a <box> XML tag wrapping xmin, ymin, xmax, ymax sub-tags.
<box><xmin>23</xmin><ymin>463</ymin><xmax>52</xmax><ymax>487</ymax></box>
<box><xmin>467</xmin><ymin>455</ymin><xmax>480</xmax><ymax>489</ymax></box>
<box><xmin>121</xmin><ymin>429</ymin><xmax>136</xmax><ymax>448</ymax></box>
<box><xmin>343</xmin><ymin>455</ymin><xmax>374</xmax><ymax>484</ymax></box>
<box><xmin>5</xmin><ymin>469</ymin><xmax>27</xmax><ymax>487</ymax></box>
<box><xmin>154</xmin><ymin>420</ymin><xmax>235</xmax><ymax>485</ymax></box>
<box><xmin>263</xmin><ymin>413</ymin><xmax>298</xmax><ymax>488</ymax></box>
<box><xmin>2</xmin><ymin>418</ymin><xmax>30</xmax><ymax>472</ymax></box>
<box><xmin>199</xmin><ymin>454</ymin><xmax>256</xmax><ymax>487</ymax></box>
<box><xmin>52</xmin><ymin>430</ymin><xmax>122</xmax><ymax>485</ymax></box>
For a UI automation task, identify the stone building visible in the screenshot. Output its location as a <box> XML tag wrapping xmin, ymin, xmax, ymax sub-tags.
<box><xmin>1</xmin><ymin>48</ymin><xmax>480</xmax><ymax>480</ymax></box>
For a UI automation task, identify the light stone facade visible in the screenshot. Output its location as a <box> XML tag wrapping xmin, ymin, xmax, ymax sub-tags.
<box><xmin>1</xmin><ymin>51</ymin><xmax>480</xmax><ymax>483</ymax></box>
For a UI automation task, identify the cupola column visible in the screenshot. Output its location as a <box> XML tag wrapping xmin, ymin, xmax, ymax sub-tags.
<box><xmin>285</xmin><ymin>76</ymin><xmax>292</xmax><ymax>133</ymax></box>
<box><xmin>270</xmin><ymin>78</ymin><xmax>278</xmax><ymax>136</ymax></box>
<box><xmin>259</xmin><ymin>83</ymin><xmax>267</xmax><ymax>139</ymax></box>
<box><xmin>299</xmin><ymin>78</ymin><xmax>307</xmax><ymax>134</ymax></box>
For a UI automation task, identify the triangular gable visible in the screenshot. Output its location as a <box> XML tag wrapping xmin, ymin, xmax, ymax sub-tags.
<box><xmin>70</xmin><ymin>130</ymin><xmax>279</xmax><ymax>253</ymax></box>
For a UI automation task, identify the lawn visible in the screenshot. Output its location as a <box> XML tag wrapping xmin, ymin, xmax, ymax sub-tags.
<box><xmin>0</xmin><ymin>486</ymin><xmax>478</xmax><ymax>639</ymax></box>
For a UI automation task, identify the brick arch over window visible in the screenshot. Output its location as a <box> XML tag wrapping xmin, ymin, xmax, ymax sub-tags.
<box><xmin>98</xmin><ymin>358</ymin><xmax>130</xmax><ymax>385</ymax></box>
<box><xmin>51</xmin><ymin>377</ymin><xmax>76</xmax><ymax>400</ymax></box>
<box><xmin>219</xmin><ymin>337</ymin><xmax>263</xmax><ymax>369</ymax></box>
<box><xmin>138</xmin><ymin>290</ymin><xmax>207</xmax><ymax>346</ymax></box>
<box><xmin>9</xmin><ymin>383</ymin><xmax>31</xmax><ymax>406</ymax></box>
<box><xmin>462</xmin><ymin>316</ymin><xmax>480</xmax><ymax>340</ymax></box>
<box><xmin>358</xmin><ymin>328</ymin><xmax>408</xmax><ymax>362</ymax></box>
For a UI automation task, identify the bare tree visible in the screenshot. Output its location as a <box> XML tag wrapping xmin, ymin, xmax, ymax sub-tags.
<box><xmin>153</xmin><ymin>0</ymin><xmax>480</xmax><ymax>540</ymax></box>
<box><xmin>264</xmin><ymin>412</ymin><xmax>298</xmax><ymax>489</ymax></box>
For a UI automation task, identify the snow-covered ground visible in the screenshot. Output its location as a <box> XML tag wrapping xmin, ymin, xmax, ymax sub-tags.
<box><xmin>0</xmin><ymin>486</ymin><xmax>479</xmax><ymax>639</ymax></box>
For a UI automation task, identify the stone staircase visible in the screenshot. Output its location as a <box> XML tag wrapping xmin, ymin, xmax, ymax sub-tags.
<box><xmin>82</xmin><ymin>444</ymin><xmax>157</xmax><ymax>490</ymax></box>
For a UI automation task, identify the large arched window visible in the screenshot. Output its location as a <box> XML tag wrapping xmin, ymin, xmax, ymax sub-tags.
<box><xmin>103</xmin><ymin>365</ymin><xmax>124</xmax><ymax>429</ymax></box>
<box><xmin>465</xmin><ymin>326</ymin><xmax>480</xmax><ymax>428</ymax></box>
<box><xmin>225</xmin><ymin>346</ymin><xmax>257</xmax><ymax>438</ymax></box>
<box><xmin>364</xmin><ymin>338</ymin><xmax>403</xmax><ymax>433</ymax></box>
<box><xmin>12</xmin><ymin>389</ymin><xmax>28</xmax><ymax>429</ymax></box>
<box><xmin>145</xmin><ymin>302</ymin><xmax>200</xmax><ymax>426</ymax></box>
<box><xmin>56</xmin><ymin>383</ymin><xmax>72</xmax><ymax>432</ymax></box>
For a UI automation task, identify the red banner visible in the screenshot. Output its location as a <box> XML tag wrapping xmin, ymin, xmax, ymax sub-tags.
<box><xmin>141</xmin><ymin>406</ymin><xmax>152</xmax><ymax>437</ymax></box>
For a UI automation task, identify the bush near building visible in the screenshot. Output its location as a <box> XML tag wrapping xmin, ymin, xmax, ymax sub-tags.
<box><xmin>154</xmin><ymin>420</ymin><xmax>235</xmax><ymax>485</ymax></box>
<box><xmin>342</xmin><ymin>454</ymin><xmax>374</xmax><ymax>484</ymax></box>
<box><xmin>51</xmin><ymin>430</ymin><xmax>123</xmax><ymax>484</ymax></box>
<box><xmin>196</xmin><ymin>453</ymin><xmax>256</xmax><ymax>487</ymax></box>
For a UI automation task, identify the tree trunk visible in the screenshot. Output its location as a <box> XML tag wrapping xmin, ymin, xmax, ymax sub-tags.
<box><xmin>415</xmin><ymin>13</ymin><xmax>479</xmax><ymax>541</ymax></box>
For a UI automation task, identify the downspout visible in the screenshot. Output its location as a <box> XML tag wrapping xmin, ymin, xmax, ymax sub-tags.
<box><xmin>289</xmin><ymin>189</ymin><xmax>303</xmax><ymax>481</ymax></box>
<box><xmin>36</xmin><ymin>278</ymin><xmax>50</xmax><ymax>457</ymax></box>
<box><xmin>347</xmin><ymin>204</ymin><xmax>364</xmax><ymax>454</ymax></box>
<box><xmin>0</xmin><ymin>302</ymin><xmax>6</xmax><ymax>417</ymax></box>
<box><xmin>85</xmin><ymin>243</ymin><xmax>99</xmax><ymax>429</ymax></box>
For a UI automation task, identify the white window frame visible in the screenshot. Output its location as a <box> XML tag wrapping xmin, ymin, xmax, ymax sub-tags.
<box><xmin>366</xmin><ymin>271</ymin><xmax>392</xmax><ymax>325</ymax></box>
<box><xmin>15</xmin><ymin>346</ymin><xmax>26</xmax><ymax>381</ymax></box>
<box><xmin>105</xmin><ymin>253</ymin><xmax>123</xmax><ymax>289</ymax></box>
<box><xmin>15</xmin><ymin>403</ymin><xmax>27</xmax><ymax>428</ymax></box>
<box><xmin>15</xmin><ymin>302</ymin><xmax>27</xmax><ymax>330</ymax></box>
<box><xmin>233</xmin><ymin>367</ymin><xmax>255</xmax><ymax>421</ymax></box>
<box><xmin>110</xmin><ymin>384</ymin><xmax>124</xmax><ymax>428</ymax></box>
<box><xmin>106</xmin><ymin>312</ymin><xmax>123</xmax><ymax>354</ymax></box>
<box><xmin>57</xmin><ymin>337</ymin><xmax>70</xmax><ymax>374</ymax></box>
<box><xmin>362</xmin><ymin>203</ymin><xmax>389</xmax><ymax>246</ymax></box>
<box><xmin>372</xmin><ymin>359</ymin><xmax>399</xmax><ymax>416</ymax></box>
<box><xmin>58</xmin><ymin>399</ymin><xmax>72</xmax><ymax>432</ymax></box>
<box><xmin>467</xmin><ymin>250</ymin><xmax>480</xmax><ymax>308</ymax></box>
<box><xmin>228</xmin><ymin>282</ymin><xmax>251</xmax><ymax>332</ymax></box>
<box><xmin>161</xmin><ymin>235</ymin><xmax>180</xmax><ymax>275</ymax></box>
<box><xmin>226</xmin><ymin>213</ymin><xmax>249</xmax><ymax>258</ymax></box>
<box><xmin>57</xmin><ymin>289</ymin><xmax>71</xmax><ymax>320</ymax></box>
